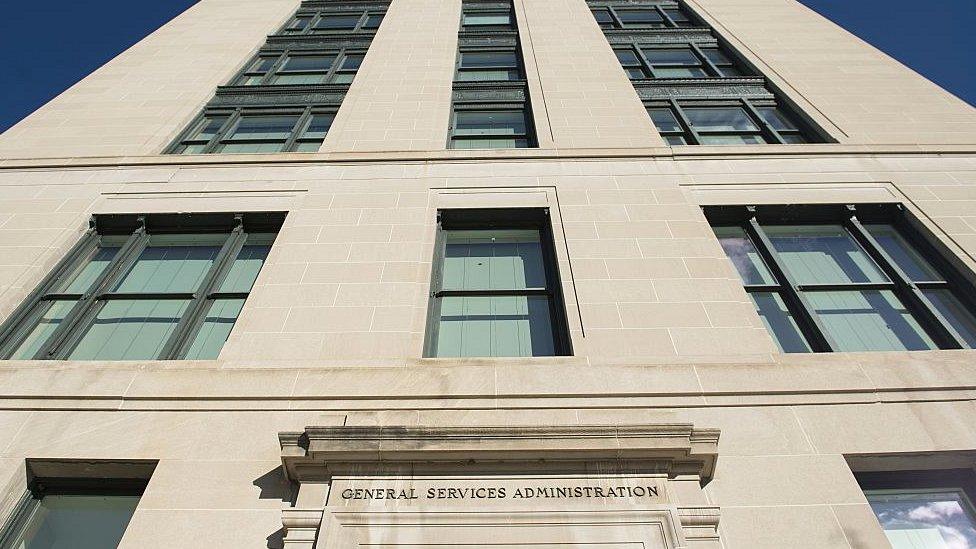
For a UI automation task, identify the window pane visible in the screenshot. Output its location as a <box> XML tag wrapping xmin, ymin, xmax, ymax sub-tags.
<box><xmin>340</xmin><ymin>54</ymin><xmax>364</xmax><ymax>70</ymax></box>
<box><xmin>457</xmin><ymin>69</ymin><xmax>520</xmax><ymax>82</ymax></box>
<box><xmin>272</xmin><ymin>74</ymin><xmax>326</xmax><ymax>85</ymax></box>
<box><xmin>866</xmin><ymin>490</ymin><xmax>976</xmax><ymax>548</ymax></box>
<box><xmin>315</xmin><ymin>14</ymin><xmax>361</xmax><ymax>29</ymax></box>
<box><xmin>454</xmin><ymin>110</ymin><xmax>526</xmax><ymax>136</ymax></box>
<box><xmin>684</xmin><ymin>107</ymin><xmax>758</xmax><ymax>132</ymax></box>
<box><xmin>216</xmin><ymin>142</ymin><xmax>288</xmax><ymax>154</ymax></box>
<box><xmin>750</xmin><ymin>292</ymin><xmax>811</xmax><ymax>353</ymax></box>
<box><xmin>757</xmin><ymin>107</ymin><xmax>799</xmax><ymax>131</ymax></box>
<box><xmin>184</xmin><ymin>299</ymin><xmax>246</xmax><ymax>359</ymax></box>
<box><xmin>226</xmin><ymin>115</ymin><xmax>299</xmax><ymax>141</ymax></box>
<box><xmin>716</xmin><ymin>65</ymin><xmax>745</xmax><ymax>77</ymax></box>
<box><xmin>68</xmin><ymin>299</ymin><xmax>190</xmax><ymax>360</ymax></box>
<box><xmin>113</xmin><ymin>235</ymin><xmax>225</xmax><ymax>293</ymax></box>
<box><xmin>643</xmin><ymin>48</ymin><xmax>699</xmax><ymax>65</ymax></box>
<box><xmin>302</xmin><ymin>114</ymin><xmax>334</xmax><ymax>140</ymax></box>
<box><xmin>614</xmin><ymin>50</ymin><xmax>641</xmax><ymax>65</ymax></box>
<box><xmin>780</xmin><ymin>133</ymin><xmax>808</xmax><ymax>144</ymax></box>
<box><xmin>187</xmin><ymin>116</ymin><xmax>226</xmax><ymax>141</ymax></box>
<box><xmin>701</xmin><ymin>48</ymin><xmax>733</xmax><ymax>65</ymax></box>
<box><xmin>648</xmin><ymin>108</ymin><xmax>681</xmax><ymax>133</ymax></box>
<box><xmin>442</xmin><ymin>229</ymin><xmax>545</xmax><ymax>290</ymax></box>
<box><xmin>288</xmin><ymin>16</ymin><xmax>311</xmax><ymax>30</ymax></box>
<box><xmin>55</xmin><ymin>238</ymin><xmax>123</xmax><ymax>293</ymax></box>
<box><xmin>664</xmin><ymin>135</ymin><xmax>687</xmax><ymax>145</ymax></box>
<box><xmin>364</xmin><ymin>14</ymin><xmax>384</xmax><ymax>28</ymax></box>
<box><xmin>923</xmin><ymin>289</ymin><xmax>976</xmax><ymax>348</ymax></box>
<box><xmin>280</xmin><ymin>55</ymin><xmax>334</xmax><ymax>72</ymax></box>
<box><xmin>218</xmin><ymin>235</ymin><xmax>273</xmax><ymax>292</ymax></box>
<box><xmin>698</xmin><ymin>134</ymin><xmax>767</xmax><ymax>145</ymax></box>
<box><xmin>616</xmin><ymin>9</ymin><xmax>664</xmax><ymax>25</ymax></box>
<box><xmin>463</xmin><ymin>13</ymin><xmax>511</xmax><ymax>26</ymax></box>
<box><xmin>460</xmin><ymin>52</ymin><xmax>518</xmax><ymax>68</ymax></box>
<box><xmin>663</xmin><ymin>8</ymin><xmax>692</xmax><ymax>25</ymax></box>
<box><xmin>436</xmin><ymin>295</ymin><xmax>554</xmax><ymax>357</ymax></box>
<box><xmin>592</xmin><ymin>9</ymin><xmax>613</xmax><ymax>24</ymax></box>
<box><xmin>807</xmin><ymin>290</ymin><xmax>936</xmax><ymax>351</ymax></box>
<box><xmin>2</xmin><ymin>494</ymin><xmax>140</xmax><ymax>549</ymax></box>
<box><xmin>712</xmin><ymin>226</ymin><xmax>776</xmax><ymax>284</ymax></box>
<box><xmin>292</xmin><ymin>141</ymin><xmax>322</xmax><ymax>152</ymax></box>
<box><xmin>864</xmin><ymin>224</ymin><xmax>942</xmax><ymax>282</ymax></box>
<box><xmin>653</xmin><ymin>67</ymin><xmax>709</xmax><ymax>77</ymax></box>
<box><xmin>9</xmin><ymin>300</ymin><xmax>76</xmax><ymax>360</ymax></box>
<box><xmin>764</xmin><ymin>225</ymin><xmax>888</xmax><ymax>284</ymax></box>
<box><xmin>451</xmin><ymin>137</ymin><xmax>529</xmax><ymax>149</ymax></box>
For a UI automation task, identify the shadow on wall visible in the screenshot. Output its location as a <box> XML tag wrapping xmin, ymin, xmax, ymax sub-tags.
<box><xmin>254</xmin><ymin>466</ymin><xmax>297</xmax><ymax>549</ymax></box>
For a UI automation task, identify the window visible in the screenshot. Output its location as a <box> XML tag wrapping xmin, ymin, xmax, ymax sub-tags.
<box><xmin>646</xmin><ymin>100</ymin><xmax>812</xmax><ymax>145</ymax></box>
<box><xmin>705</xmin><ymin>204</ymin><xmax>976</xmax><ymax>353</ymax></box>
<box><xmin>280</xmin><ymin>10</ymin><xmax>385</xmax><ymax>35</ymax></box>
<box><xmin>0</xmin><ymin>460</ymin><xmax>155</xmax><ymax>549</ymax></box>
<box><xmin>449</xmin><ymin>108</ymin><xmax>534</xmax><ymax>149</ymax></box>
<box><xmin>233</xmin><ymin>51</ymin><xmax>366</xmax><ymax>86</ymax></box>
<box><xmin>590</xmin><ymin>5</ymin><xmax>697</xmax><ymax>29</ymax></box>
<box><xmin>170</xmin><ymin>109</ymin><xmax>334</xmax><ymax>154</ymax></box>
<box><xmin>456</xmin><ymin>50</ymin><xmax>521</xmax><ymax>82</ymax></box>
<box><xmin>857</xmin><ymin>470</ymin><xmax>976</xmax><ymax>549</ymax></box>
<box><xmin>0</xmin><ymin>213</ymin><xmax>283</xmax><ymax>361</ymax></box>
<box><xmin>425</xmin><ymin>209</ymin><xmax>571</xmax><ymax>357</ymax></box>
<box><xmin>614</xmin><ymin>44</ymin><xmax>749</xmax><ymax>80</ymax></box>
<box><xmin>461</xmin><ymin>10</ymin><xmax>514</xmax><ymax>30</ymax></box>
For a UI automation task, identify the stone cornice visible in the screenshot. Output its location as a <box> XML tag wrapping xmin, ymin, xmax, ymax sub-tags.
<box><xmin>278</xmin><ymin>424</ymin><xmax>720</xmax><ymax>482</ymax></box>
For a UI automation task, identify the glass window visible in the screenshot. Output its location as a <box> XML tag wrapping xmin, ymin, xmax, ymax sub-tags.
<box><xmin>649</xmin><ymin>108</ymin><xmax>682</xmax><ymax>133</ymax></box>
<box><xmin>704</xmin><ymin>204</ymin><xmax>976</xmax><ymax>353</ymax></box>
<box><xmin>0</xmin><ymin>214</ymin><xmax>282</xmax><ymax>360</ymax></box>
<box><xmin>663</xmin><ymin>8</ymin><xmax>693</xmax><ymax>26</ymax></box>
<box><xmin>450</xmin><ymin>109</ymin><xmax>533</xmax><ymax>149</ymax></box>
<box><xmin>764</xmin><ymin>225</ymin><xmax>887</xmax><ymax>285</ymax></box>
<box><xmin>463</xmin><ymin>12</ymin><xmax>512</xmax><ymax>27</ymax></box>
<box><xmin>427</xmin><ymin>215</ymin><xmax>570</xmax><ymax>358</ymax></box>
<box><xmin>0</xmin><ymin>494</ymin><xmax>141</xmax><ymax>549</ymax></box>
<box><xmin>698</xmin><ymin>134</ymin><xmax>767</xmax><ymax>145</ymax></box>
<box><xmin>866</xmin><ymin>490</ymin><xmax>976</xmax><ymax>548</ymax></box>
<box><xmin>685</xmin><ymin>107</ymin><xmax>759</xmax><ymax>132</ymax></box>
<box><xmin>616</xmin><ymin>9</ymin><xmax>665</xmax><ymax>26</ymax></box>
<box><xmin>363</xmin><ymin>13</ymin><xmax>384</xmax><ymax>28</ymax></box>
<box><xmin>315</xmin><ymin>14</ymin><xmax>361</xmax><ymax>30</ymax></box>
<box><xmin>592</xmin><ymin>9</ymin><xmax>614</xmax><ymax>27</ymax></box>
<box><xmin>457</xmin><ymin>51</ymin><xmax>520</xmax><ymax>81</ymax></box>
<box><xmin>642</xmin><ymin>48</ymin><xmax>710</xmax><ymax>78</ymax></box>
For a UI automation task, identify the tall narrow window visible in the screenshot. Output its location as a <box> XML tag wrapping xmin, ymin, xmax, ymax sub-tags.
<box><xmin>857</xmin><ymin>469</ymin><xmax>976</xmax><ymax>549</ymax></box>
<box><xmin>450</xmin><ymin>0</ymin><xmax>536</xmax><ymax>149</ymax></box>
<box><xmin>0</xmin><ymin>213</ymin><xmax>283</xmax><ymax>361</ymax></box>
<box><xmin>425</xmin><ymin>209</ymin><xmax>571</xmax><ymax>357</ymax></box>
<box><xmin>0</xmin><ymin>460</ymin><xmax>155</xmax><ymax>549</ymax></box>
<box><xmin>705</xmin><ymin>203</ymin><xmax>976</xmax><ymax>353</ymax></box>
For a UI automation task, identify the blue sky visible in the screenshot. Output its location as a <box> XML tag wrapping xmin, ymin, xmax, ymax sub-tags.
<box><xmin>0</xmin><ymin>0</ymin><xmax>973</xmax><ymax>133</ymax></box>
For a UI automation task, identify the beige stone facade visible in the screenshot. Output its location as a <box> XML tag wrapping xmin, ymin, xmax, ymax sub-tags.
<box><xmin>0</xmin><ymin>0</ymin><xmax>975</xmax><ymax>547</ymax></box>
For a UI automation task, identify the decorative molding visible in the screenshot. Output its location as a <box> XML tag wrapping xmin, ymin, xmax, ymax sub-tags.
<box><xmin>588</xmin><ymin>0</ymin><xmax>681</xmax><ymax>7</ymax></box>
<box><xmin>458</xmin><ymin>34</ymin><xmax>519</xmax><ymax>48</ymax></box>
<box><xmin>279</xmin><ymin>424</ymin><xmax>720</xmax><ymax>481</ymax></box>
<box><xmin>452</xmin><ymin>81</ymin><xmax>528</xmax><ymax>103</ymax></box>
<box><xmin>265</xmin><ymin>35</ymin><xmax>375</xmax><ymax>50</ymax></box>
<box><xmin>209</xmin><ymin>85</ymin><xmax>348</xmax><ymax>108</ymax></box>
<box><xmin>603</xmin><ymin>28</ymin><xmax>715</xmax><ymax>45</ymax></box>
<box><xmin>633</xmin><ymin>78</ymin><xmax>771</xmax><ymax>100</ymax></box>
<box><xmin>296</xmin><ymin>1</ymin><xmax>389</xmax><ymax>10</ymax></box>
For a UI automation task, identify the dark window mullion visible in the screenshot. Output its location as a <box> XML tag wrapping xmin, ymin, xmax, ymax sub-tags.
<box><xmin>689</xmin><ymin>42</ymin><xmax>722</xmax><ymax>77</ymax></box>
<box><xmin>634</xmin><ymin>44</ymin><xmax>657</xmax><ymax>78</ymax></box>
<box><xmin>669</xmin><ymin>100</ymin><xmax>701</xmax><ymax>145</ymax></box>
<box><xmin>607</xmin><ymin>6</ymin><xmax>624</xmax><ymax>29</ymax></box>
<box><xmin>745</xmin><ymin>213</ymin><xmax>837</xmax><ymax>352</ymax></box>
<box><xmin>657</xmin><ymin>5</ymin><xmax>679</xmax><ymax>27</ymax></box>
<box><xmin>0</xmin><ymin>228</ymin><xmax>100</xmax><ymax>358</ymax></box>
<box><xmin>160</xmin><ymin>219</ymin><xmax>247</xmax><ymax>359</ymax></box>
<box><xmin>42</xmin><ymin>222</ymin><xmax>152</xmax><ymax>360</ymax></box>
<box><xmin>283</xmin><ymin>109</ymin><xmax>314</xmax><ymax>152</ymax></box>
<box><xmin>845</xmin><ymin>209</ymin><xmax>967</xmax><ymax>349</ymax></box>
<box><xmin>741</xmin><ymin>99</ymin><xmax>784</xmax><ymax>144</ymax></box>
<box><xmin>206</xmin><ymin>110</ymin><xmax>242</xmax><ymax>153</ymax></box>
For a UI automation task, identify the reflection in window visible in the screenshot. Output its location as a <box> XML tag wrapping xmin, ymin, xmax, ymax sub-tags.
<box><xmin>0</xmin><ymin>214</ymin><xmax>282</xmax><ymax>360</ymax></box>
<box><xmin>704</xmin><ymin>204</ymin><xmax>976</xmax><ymax>352</ymax></box>
<box><xmin>425</xmin><ymin>210</ymin><xmax>571</xmax><ymax>357</ymax></box>
<box><xmin>867</xmin><ymin>490</ymin><xmax>976</xmax><ymax>548</ymax></box>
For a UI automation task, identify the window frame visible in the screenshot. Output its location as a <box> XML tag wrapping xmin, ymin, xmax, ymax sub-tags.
<box><xmin>645</xmin><ymin>98</ymin><xmax>811</xmax><ymax>145</ymax></box>
<box><xmin>0</xmin><ymin>212</ymin><xmax>284</xmax><ymax>361</ymax></box>
<box><xmin>590</xmin><ymin>4</ymin><xmax>699</xmax><ymax>29</ymax></box>
<box><xmin>423</xmin><ymin>208</ymin><xmax>573</xmax><ymax>358</ymax></box>
<box><xmin>615</xmin><ymin>43</ymin><xmax>749</xmax><ymax>79</ymax></box>
<box><xmin>232</xmin><ymin>48</ymin><xmax>367</xmax><ymax>87</ymax></box>
<box><xmin>460</xmin><ymin>5</ymin><xmax>516</xmax><ymax>31</ymax></box>
<box><xmin>447</xmin><ymin>104</ymin><xmax>537</xmax><ymax>149</ymax></box>
<box><xmin>703</xmin><ymin>203</ymin><xmax>976</xmax><ymax>352</ymax></box>
<box><xmin>278</xmin><ymin>9</ymin><xmax>386</xmax><ymax>35</ymax></box>
<box><xmin>454</xmin><ymin>47</ymin><xmax>524</xmax><ymax>83</ymax></box>
<box><xmin>168</xmin><ymin>107</ymin><xmax>336</xmax><ymax>154</ymax></box>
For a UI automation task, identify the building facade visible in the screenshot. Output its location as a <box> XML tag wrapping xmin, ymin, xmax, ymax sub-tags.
<box><xmin>0</xmin><ymin>0</ymin><xmax>975</xmax><ymax>547</ymax></box>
